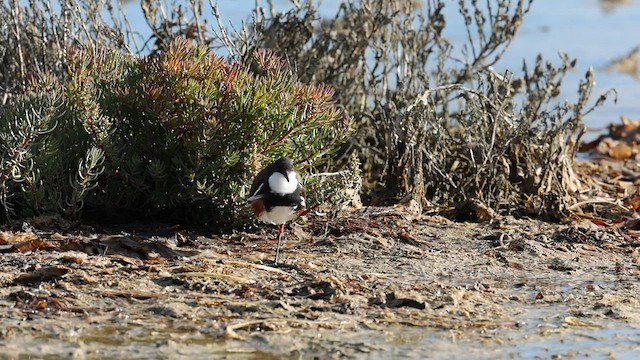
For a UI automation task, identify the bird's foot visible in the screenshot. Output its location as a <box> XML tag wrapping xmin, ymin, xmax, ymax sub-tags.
<box><xmin>260</xmin><ymin>260</ymin><xmax>307</xmax><ymax>274</ymax></box>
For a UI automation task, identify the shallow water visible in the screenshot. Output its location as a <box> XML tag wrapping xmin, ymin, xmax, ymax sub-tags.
<box><xmin>511</xmin><ymin>326</ymin><xmax>640</xmax><ymax>360</ymax></box>
<box><xmin>349</xmin><ymin>304</ymin><xmax>640</xmax><ymax>359</ymax></box>
<box><xmin>4</xmin><ymin>313</ymin><xmax>637</xmax><ymax>359</ymax></box>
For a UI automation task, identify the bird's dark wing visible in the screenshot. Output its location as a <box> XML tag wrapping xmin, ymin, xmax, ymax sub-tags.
<box><xmin>247</xmin><ymin>165</ymin><xmax>272</xmax><ymax>202</ymax></box>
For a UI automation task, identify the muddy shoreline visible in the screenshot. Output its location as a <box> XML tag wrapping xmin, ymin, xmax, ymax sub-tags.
<box><xmin>0</xmin><ymin>210</ymin><xmax>639</xmax><ymax>358</ymax></box>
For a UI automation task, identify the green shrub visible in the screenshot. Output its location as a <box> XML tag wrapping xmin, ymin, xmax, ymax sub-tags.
<box><xmin>0</xmin><ymin>39</ymin><xmax>349</xmax><ymax>229</ymax></box>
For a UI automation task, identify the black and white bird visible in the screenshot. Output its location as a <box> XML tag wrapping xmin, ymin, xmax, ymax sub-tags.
<box><xmin>247</xmin><ymin>157</ymin><xmax>306</xmax><ymax>264</ymax></box>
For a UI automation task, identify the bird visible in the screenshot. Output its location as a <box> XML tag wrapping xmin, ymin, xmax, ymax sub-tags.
<box><xmin>247</xmin><ymin>157</ymin><xmax>306</xmax><ymax>264</ymax></box>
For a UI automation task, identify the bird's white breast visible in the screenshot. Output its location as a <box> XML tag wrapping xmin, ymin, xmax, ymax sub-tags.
<box><xmin>260</xmin><ymin>205</ymin><xmax>297</xmax><ymax>225</ymax></box>
<box><xmin>268</xmin><ymin>171</ymin><xmax>299</xmax><ymax>195</ymax></box>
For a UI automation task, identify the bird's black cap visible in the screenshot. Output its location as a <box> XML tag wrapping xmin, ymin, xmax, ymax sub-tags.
<box><xmin>273</xmin><ymin>157</ymin><xmax>294</xmax><ymax>180</ymax></box>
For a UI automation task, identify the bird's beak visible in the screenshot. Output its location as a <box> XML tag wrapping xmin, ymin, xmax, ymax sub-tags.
<box><xmin>278</xmin><ymin>169</ymin><xmax>290</xmax><ymax>182</ymax></box>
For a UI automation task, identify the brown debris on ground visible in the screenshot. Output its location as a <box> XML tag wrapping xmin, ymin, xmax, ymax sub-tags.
<box><xmin>580</xmin><ymin>116</ymin><xmax>640</xmax><ymax>160</ymax></box>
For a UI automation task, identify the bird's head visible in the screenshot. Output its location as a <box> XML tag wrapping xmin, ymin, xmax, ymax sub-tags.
<box><xmin>274</xmin><ymin>157</ymin><xmax>294</xmax><ymax>182</ymax></box>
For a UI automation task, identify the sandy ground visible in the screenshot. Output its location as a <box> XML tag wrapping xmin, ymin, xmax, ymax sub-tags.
<box><xmin>0</xmin><ymin>207</ymin><xmax>639</xmax><ymax>359</ymax></box>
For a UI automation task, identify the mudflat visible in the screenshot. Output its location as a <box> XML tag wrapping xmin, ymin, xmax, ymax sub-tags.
<box><xmin>0</xmin><ymin>203</ymin><xmax>638</xmax><ymax>358</ymax></box>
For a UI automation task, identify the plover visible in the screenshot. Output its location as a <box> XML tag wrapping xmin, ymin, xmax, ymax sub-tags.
<box><xmin>247</xmin><ymin>157</ymin><xmax>306</xmax><ymax>264</ymax></box>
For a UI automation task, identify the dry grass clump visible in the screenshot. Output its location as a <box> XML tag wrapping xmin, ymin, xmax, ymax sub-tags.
<box><xmin>396</xmin><ymin>61</ymin><xmax>609</xmax><ymax>220</ymax></box>
<box><xmin>239</xmin><ymin>0</ymin><xmax>613</xmax><ymax>219</ymax></box>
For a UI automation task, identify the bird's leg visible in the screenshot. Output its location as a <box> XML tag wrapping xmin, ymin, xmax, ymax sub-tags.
<box><xmin>274</xmin><ymin>223</ymin><xmax>285</xmax><ymax>264</ymax></box>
